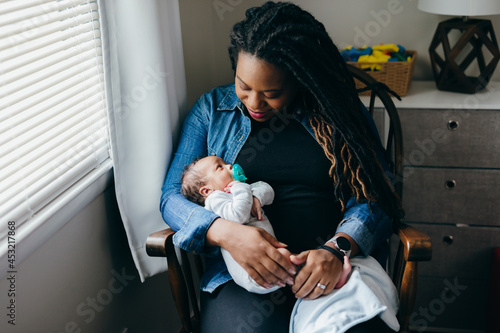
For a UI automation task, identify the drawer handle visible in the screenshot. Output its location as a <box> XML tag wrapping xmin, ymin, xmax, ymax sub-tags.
<box><xmin>442</xmin><ymin>235</ymin><xmax>454</xmax><ymax>246</ymax></box>
<box><xmin>444</xmin><ymin>180</ymin><xmax>456</xmax><ymax>190</ymax></box>
<box><xmin>447</xmin><ymin>120</ymin><xmax>459</xmax><ymax>131</ymax></box>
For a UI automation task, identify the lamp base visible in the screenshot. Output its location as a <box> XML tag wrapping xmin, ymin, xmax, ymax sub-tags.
<box><xmin>429</xmin><ymin>18</ymin><xmax>500</xmax><ymax>94</ymax></box>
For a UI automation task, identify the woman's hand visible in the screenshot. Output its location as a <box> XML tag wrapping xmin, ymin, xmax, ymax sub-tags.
<box><xmin>206</xmin><ymin>218</ymin><xmax>296</xmax><ymax>288</ymax></box>
<box><xmin>290</xmin><ymin>245</ymin><xmax>344</xmax><ymax>300</ymax></box>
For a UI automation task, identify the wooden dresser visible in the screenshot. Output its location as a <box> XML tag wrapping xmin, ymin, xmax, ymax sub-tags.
<box><xmin>362</xmin><ymin>81</ymin><xmax>500</xmax><ymax>333</ymax></box>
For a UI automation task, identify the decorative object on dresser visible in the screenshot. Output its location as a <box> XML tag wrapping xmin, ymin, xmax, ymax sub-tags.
<box><xmin>418</xmin><ymin>0</ymin><xmax>500</xmax><ymax>94</ymax></box>
<box><xmin>361</xmin><ymin>81</ymin><xmax>500</xmax><ymax>333</ymax></box>
<box><xmin>342</xmin><ymin>44</ymin><xmax>417</xmax><ymax>97</ymax></box>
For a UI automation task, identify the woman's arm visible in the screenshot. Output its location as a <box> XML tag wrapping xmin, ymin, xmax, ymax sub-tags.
<box><xmin>160</xmin><ymin>94</ymin><xmax>221</xmax><ymax>256</ymax></box>
<box><xmin>206</xmin><ymin>218</ymin><xmax>296</xmax><ymax>288</ymax></box>
<box><xmin>334</xmin><ymin>198</ymin><xmax>393</xmax><ymax>256</ymax></box>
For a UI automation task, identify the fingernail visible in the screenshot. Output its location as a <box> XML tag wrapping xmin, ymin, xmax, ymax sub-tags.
<box><xmin>278</xmin><ymin>281</ymin><xmax>286</xmax><ymax>287</ymax></box>
<box><xmin>287</xmin><ymin>278</ymin><xmax>294</xmax><ymax>285</ymax></box>
<box><xmin>289</xmin><ymin>268</ymin><xmax>296</xmax><ymax>275</ymax></box>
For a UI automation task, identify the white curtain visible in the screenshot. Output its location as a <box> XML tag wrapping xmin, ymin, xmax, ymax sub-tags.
<box><xmin>98</xmin><ymin>0</ymin><xmax>186</xmax><ymax>281</ymax></box>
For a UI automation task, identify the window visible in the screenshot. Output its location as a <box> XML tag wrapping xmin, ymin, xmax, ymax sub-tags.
<box><xmin>0</xmin><ymin>1</ymin><xmax>110</xmax><ymax>256</ymax></box>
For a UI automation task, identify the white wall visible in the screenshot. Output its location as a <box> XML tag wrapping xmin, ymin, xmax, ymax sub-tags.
<box><xmin>0</xmin><ymin>186</ymin><xmax>179</xmax><ymax>333</ymax></box>
<box><xmin>179</xmin><ymin>0</ymin><xmax>500</xmax><ymax>107</ymax></box>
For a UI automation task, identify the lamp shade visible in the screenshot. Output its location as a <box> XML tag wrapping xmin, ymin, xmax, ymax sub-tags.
<box><xmin>418</xmin><ymin>0</ymin><xmax>500</xmax><ymax>16</ymax></box>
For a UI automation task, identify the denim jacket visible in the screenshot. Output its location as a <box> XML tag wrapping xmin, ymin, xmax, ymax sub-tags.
<box><xmin>160</xmin><ymin>84</ymin><xmax>393</xmax><ymax>292</ymax></box>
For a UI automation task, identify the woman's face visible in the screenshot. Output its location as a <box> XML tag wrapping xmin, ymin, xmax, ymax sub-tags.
<box><xmin>235</xmin><ymin>52</ymin><xmax>298</xmax><ymax>122</ymax></box>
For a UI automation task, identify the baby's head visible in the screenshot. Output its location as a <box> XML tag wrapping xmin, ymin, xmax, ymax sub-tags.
<box><xmin>181</xmin><ymin>156</ymin><xmax>235</xmax><ymax>205</ymax></box>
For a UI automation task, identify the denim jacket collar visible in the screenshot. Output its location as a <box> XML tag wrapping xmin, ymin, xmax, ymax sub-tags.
<box><xmin>216</xmin><ymin>86</ymin><xmax>244</xmax><ymax>113</ymax></box>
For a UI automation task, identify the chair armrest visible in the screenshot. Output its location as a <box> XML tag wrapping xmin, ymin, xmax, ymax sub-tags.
<box><xmin>394</xmin><ymin>223</ymin><xmax>432</xmax><ymax>330</ymax></box>
<box><xmin>397</xmin><ymin>223</ymin><xmax>432</xmax><ymax>262</ymax></box>
<box><xmin>145</xmin><ymin>228</ymin><xmax>201</xmax><ymax>332</ymax></box>
<box><xmin>146</xmin><ymin>228</ymin><xmax>175</xmax><ymax>257</ymax></box>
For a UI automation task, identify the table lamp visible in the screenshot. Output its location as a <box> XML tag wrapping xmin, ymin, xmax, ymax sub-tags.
<box><xmin>418</xmin><ymin>0</ymin><xmax>500</xmax><ymax>93</ymax></box>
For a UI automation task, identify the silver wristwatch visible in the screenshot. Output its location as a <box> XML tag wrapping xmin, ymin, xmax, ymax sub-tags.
<box><xmin>331</xmin><ymin>236</ymin><xmax>352</xmax><ymax>258</ymax></box>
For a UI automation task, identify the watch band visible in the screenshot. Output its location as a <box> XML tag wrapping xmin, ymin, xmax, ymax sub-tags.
<box><xmin>316</xmin><ymin>245</ymin><xmax>344</xmax><ymax>264</ymax></box>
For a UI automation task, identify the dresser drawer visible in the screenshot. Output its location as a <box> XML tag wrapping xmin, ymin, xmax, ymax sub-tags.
<box><xmin>394</xmin><ymin>223</ymin><xmax>500</xmax><ymax>279</ymax></box>
<box><xmin>399</xmin><ymin>108</ymin><xmax>500</xmax><ymax>168</ymax></box>
<box><xmin>402</xmin><ymin>167</ymin><xmax>500</xmax><ymax>226</ymax></box>
<box><xmin>410</xmin><ymin>277</ymin><xmax>489</xmax><ymax>332</ymax></box>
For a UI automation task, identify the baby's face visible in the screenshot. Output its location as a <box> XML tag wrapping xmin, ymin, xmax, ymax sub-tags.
<box><xmin>195</xmin><ymin>156</ymin><xmax>234</xmax><ymax>193</ymax></box>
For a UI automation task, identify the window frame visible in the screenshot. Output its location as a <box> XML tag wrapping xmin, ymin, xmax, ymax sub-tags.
<box><xmin>0</xmin><ymin>0</ymin><xmax>112</xmax><ymax>278</ymax></box>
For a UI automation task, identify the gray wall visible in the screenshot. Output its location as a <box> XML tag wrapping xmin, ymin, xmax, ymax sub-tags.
<box><xmin>0</xmin><ymin>187</ymin><xmax>179</xmax><ymax>333</ymax></box>
<box><xmin>179</xmin><ymin>0</ymin><xmax>500</xmax><ymax>107</ymax></box>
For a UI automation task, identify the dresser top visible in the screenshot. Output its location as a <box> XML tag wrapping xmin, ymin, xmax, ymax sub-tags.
<box><xmin>359</xmin><ymin>81</ymin><xmax>500</xmax><ymax>110</ymax></box>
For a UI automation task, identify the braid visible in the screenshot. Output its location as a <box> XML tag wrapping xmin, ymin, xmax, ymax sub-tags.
<box><xmin>229</xmin><ymin>2</ymin><xmax>403</xmax><ymax>225</ymax></box>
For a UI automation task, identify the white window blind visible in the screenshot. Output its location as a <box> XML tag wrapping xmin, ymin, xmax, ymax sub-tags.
<box><xmin>0</xmin><ymin>1</ymin><xmax>110</xmax><ymax>243</ymax></box>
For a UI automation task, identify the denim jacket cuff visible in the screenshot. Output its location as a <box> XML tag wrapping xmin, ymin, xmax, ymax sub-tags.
<box><xmin>172</xmin><ymin>206</ymin><xmax>221</xmax><ymax>256</ymax></box>
<box><xmin>333</xmin><ymin>217</ymin><xmax>375</xmax><ymax>256</ymax></box>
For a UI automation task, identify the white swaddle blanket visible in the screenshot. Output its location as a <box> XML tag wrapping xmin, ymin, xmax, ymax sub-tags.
<box><xmin>290</xmin><ymin>256</ymin><xmax>400</xmax><ymax>333</ymax></box>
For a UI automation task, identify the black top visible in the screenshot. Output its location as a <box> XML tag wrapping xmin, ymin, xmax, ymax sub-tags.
<box><xmin>234</xmin><ymin>113</ymin><xmax>342</xmax><ymax>254</ymax></box>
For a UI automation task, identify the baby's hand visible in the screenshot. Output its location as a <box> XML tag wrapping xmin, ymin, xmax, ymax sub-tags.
<box><xmin>334</xmin><ymin>256</ymin><xmax>351</xmax><ymax>289</ymax></box>
<box><xmin>224</xmin><ymin>181</ymin><xmax>240</xmax><ymax>193</ymax></box>
<box><xmin>250</xmin><ymin>196</ymin><xmax>263</xmax><ymax>220</ymax></box>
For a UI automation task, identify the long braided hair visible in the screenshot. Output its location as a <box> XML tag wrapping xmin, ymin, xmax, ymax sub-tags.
<box><xmin>228</xmin><ymin>1</ymin><xmax>403</xmax><ymax>225</ymax></box>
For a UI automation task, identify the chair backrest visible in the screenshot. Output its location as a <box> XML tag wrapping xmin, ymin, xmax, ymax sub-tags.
<box><xmin>346</xmin><ymin>65</ymin><xmax>404</xmax><ymax>200</ymax></box>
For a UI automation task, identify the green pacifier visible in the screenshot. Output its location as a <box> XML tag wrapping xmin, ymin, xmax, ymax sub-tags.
<box><xmin>232</xmin><ymin>164</ymin><xmax>247</xmax><ymax>182</ymax></box>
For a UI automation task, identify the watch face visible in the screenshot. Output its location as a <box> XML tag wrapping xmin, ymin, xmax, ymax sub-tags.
<box><xmin>336</xmin><ymin>237</ymin><xmax>351</xmax><ymax>251</ymax></box>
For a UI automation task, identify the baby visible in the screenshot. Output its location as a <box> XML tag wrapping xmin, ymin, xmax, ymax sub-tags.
<box><xmin>181</xmin><ymin>155</ymin><xmax>290</xmax><ymax>294</ymax></box>
<box><xmin>181</xmin><ymin>155</ymin><xmax>351</xmax><ymax>294</ymax></box>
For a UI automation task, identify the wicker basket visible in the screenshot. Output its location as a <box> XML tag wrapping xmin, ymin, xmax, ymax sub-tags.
<box><xmin>348</xmin><ymin>50</ymin><xmax>417</xmax><ymax>97</ymax></box>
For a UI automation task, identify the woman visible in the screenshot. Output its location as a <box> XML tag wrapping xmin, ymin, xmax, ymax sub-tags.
<box><xmin>160</xmin><ymin>2</ymin><xmax>402</xmax><ymax>332</ymax></box>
